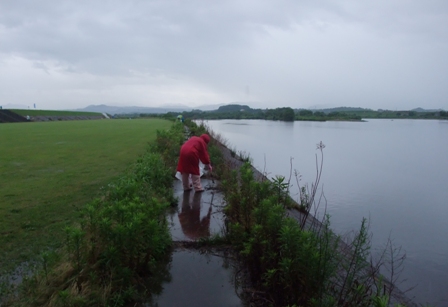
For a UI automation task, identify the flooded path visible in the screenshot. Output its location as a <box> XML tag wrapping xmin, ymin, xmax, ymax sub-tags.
<box><xmin>167</xmin><ymin>179</ymin><xmax>226</xmax><ymax>241</ymax></box>
<box><xmin>152</xmin><ymin>177</ymin><xmax>245</xmax><ymax>307</ymax></box>
<box><xmin>149</xmin><ymin>249</ymin><xmax>242</xmax><ymax>307</ymax></box>
<box><xmin>156</xmin><ymin>141</ymin><xmax>416</xmax><ymax>307</ymax></box>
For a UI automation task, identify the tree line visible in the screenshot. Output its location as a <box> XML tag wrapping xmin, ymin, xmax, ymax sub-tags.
<box><xmin>137</xmin><ymin>104</ymin><xmax>448</xmax><ymax>122</ymax></box>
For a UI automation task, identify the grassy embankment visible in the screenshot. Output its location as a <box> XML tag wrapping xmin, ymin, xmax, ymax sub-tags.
<box><xmin>0</xmin><ymin>119</ymin><xmax>171</xmax><ymax>272</ymax></box>
<box><xmin>11</xmin><ymin>109</ymin><xmax>102</xmax><ymax>117</ymax></box>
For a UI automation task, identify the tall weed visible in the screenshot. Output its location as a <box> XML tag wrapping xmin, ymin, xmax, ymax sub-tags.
<box><xmin>222</xmin><ymin>153</ymin><xmax>409</xmax><ymax>307</ymax></box>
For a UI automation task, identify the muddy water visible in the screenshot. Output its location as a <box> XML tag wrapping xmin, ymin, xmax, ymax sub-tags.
<box><xmin>148</xmin><ymin>249</ymin><xmax>243</xmax><ymax>307</ymax></box>
<box><xmin>168</xmin><ymin>179</ymin><xmax>226</xmax><ymax>241</ymax></box>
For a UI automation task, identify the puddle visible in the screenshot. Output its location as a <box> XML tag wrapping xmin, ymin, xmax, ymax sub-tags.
<box><xmin>168</xmin><ymin>179</ymin><xmax>226</xmax><ymax>241</ymax></box>
<box><xmin>0</xmin><ymin>261</ymin><xmax>37</xmax><ymax>306</ymax></box>
<box><xmin>147</xmin><ymin>249</ymin><xmax>243</xmax><ymax>307</ymax></box>
<box><xmin>152</xmin><ymin>178</ymin><xmax>245</xmax><ymax>306</ymax></box>
<box><xmin>0</xmin><ymin>261</ymin><xmax>37</xmax><ymax>287</ymax></box>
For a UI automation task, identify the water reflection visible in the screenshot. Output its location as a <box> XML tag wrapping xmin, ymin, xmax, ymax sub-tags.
<box><xmin>178</xmin><ymin>191</ymin><xmax>212</xmax><ymax>240</ymax></box>
<box><xmin>149</xmin><ymin>250</ymin><xmax>242</xmax><ymax>307</ymax></box>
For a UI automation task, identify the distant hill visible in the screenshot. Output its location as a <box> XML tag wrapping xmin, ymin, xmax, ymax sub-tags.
<box><xmin>196</xmin><ymin>103</ymin><xmax>226</xmax><ymax>111</ymax></box>
<box><xmin>1</xmin><ymin>103</ymin><xmax>30</xmax><ymax>109</ymax></box>
<box><xmin>215</xmin><ymin>104</ymin><xmax>254</xmax><ymax>113</ymax></box>
<box><xmin>74</xmin><ymin>103</ymin><xmax>232</xmax><ymax>114</ymax></box>
<box><xmin>3</xmin><ymin>103</ymin><xmax>443</xmax><ymax>116</ymax></box>
<box><xmin>75</xmin><ymin>104</ymin><xmax>192</xmax><ymax>115</ymax></box>
<box><xmin>308</xmin><ymin>107</ymin><xmax>373</xmax><ymax>114</ymax></box>
<box><xmin>411</xmin><ymin>107</ymin><xmax>443</xmax><ymax>112</ymax></box>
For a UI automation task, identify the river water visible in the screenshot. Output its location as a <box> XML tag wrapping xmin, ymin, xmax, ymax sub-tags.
<box><xmin>205</xmin><ymin>119</ymin><xmax>448</xmax><ymax>307</ymax></box>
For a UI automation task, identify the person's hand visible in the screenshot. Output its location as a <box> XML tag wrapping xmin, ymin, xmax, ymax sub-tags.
<box><xmin>208</xmin><ymin>165</ymin><xmax>213</xmax><ymax>173</ymax></box>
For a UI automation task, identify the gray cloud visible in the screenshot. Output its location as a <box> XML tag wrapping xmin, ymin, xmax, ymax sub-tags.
<box><xmin>1</xmin><ymin>0</ymin><xmax>447</xmax><ymax>110</ymax></box>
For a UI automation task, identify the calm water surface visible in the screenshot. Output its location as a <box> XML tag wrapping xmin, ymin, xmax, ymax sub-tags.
<box><xmin>205</xmin><ymin>119</ymin><xmax>448</xmax><ymax>307</ymax></box>
<box><xmin>149</xmin><ymin>250</ymin><xmax>242</xmax><ymax>307</ymax></box>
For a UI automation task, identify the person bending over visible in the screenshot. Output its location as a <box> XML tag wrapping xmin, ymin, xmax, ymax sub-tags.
<box><xmin>177</xmin><ymin>134</ymin><xmax>212</xmax><ymax>192</ymax></box>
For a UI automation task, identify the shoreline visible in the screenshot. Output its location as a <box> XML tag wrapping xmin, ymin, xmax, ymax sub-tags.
<box><xmin>213</xmin><ymin>138</ymin><xmax>417</xmax><ymax>307</ymax></box>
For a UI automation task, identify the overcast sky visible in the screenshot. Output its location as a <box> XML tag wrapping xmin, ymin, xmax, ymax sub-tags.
<box><xmin>1</xmin><ymin>0</ymin><xmax>447</xmax><ymax>111</ymax></box>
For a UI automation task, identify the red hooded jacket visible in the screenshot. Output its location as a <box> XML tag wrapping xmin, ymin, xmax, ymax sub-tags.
<box><xmin>177</xmin><ymin>134</ymin><xmax>211</xmax><ymax>175</ymax></box>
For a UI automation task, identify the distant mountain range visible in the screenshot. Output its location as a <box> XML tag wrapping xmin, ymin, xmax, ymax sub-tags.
<box><xmin>410</xmin><ymin>107</ymin><xmax>443</xmax><ymax>112</ymax></box>
<box><xmin>75</xmin><ymin>104</ymin><xmax>190</xmax><ymax>115</ymax></box>
<box><xmin>2</xmin><ymin>103</ymin><xmax>443</xmax><ymax>115</ymax></box>
<box><xmin>74</xmin><ymin>103</ymin><xmax>226</xmax><ymax>115</ymax></box>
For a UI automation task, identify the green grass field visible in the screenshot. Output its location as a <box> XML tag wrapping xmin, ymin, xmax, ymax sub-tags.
<box><xmin>0</xmin><ymin>118</ymin><xmax>172</xmax><ymax>271</ymax></box>
<box><xmin>11</xmin><ymin>109</ymin><xmax>102</xmax><ymax>117</ymax></box>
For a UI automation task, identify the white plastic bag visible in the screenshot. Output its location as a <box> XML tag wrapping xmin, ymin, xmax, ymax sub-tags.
<box><xmin>175</xmin><ymin>161</ymin><xmax>206</xmax><ymax>180</ymax></box>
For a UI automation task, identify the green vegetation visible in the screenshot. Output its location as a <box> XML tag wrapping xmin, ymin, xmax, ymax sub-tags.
<box><xmin>11</xmin><ymin>109</ymin><xmax>103</xmax><ymax>117</ymax></box>
<box><xmin>142</xmin><ymin>104</ymin><xmax>448</xmax><ymax>122</ymax></box>
<box><xmin>310</xmin><ymin>107</ymin><xmax>448</xmax><ymax>120</ymax></box>
<box><xmin>0</xmin><ymin>120</ymin><xmax>228</xmax><ymax>306</ymax></box>
<box><xmin>1</xmin><ymin>118</ymin><xmax>416</xmax><ymax>306</ymax></box>
<box><xmin>0</xmin><ymin>119</ymin><xmax>171</xmax><ymax>273</ymax></box>
<box><xmin>218</xmin><ymin>141</ymin><xmax>408</xmax><ymax>306</ymax></box>
<box><xmin>2</xmin><ymin>133</ymin><xmax>178</xmax><ymax>306</ymax></box>
<box><xmin>28</xmin><ymin>151</ymin><xmax>173</xmax><ymax>306</ymax></box>
<box><xmin>143</xmin><ymin>104</ymin><xmax>299</xmax><ymax>122</ymax></box>
<box><xmin>181</xmin><ymin>105</ymin><xmax>297</xmax><ymax>121</ymax></box>
<box><xmin>296</xmin><ymin>109</ymin><xmax>362</xmax><ymax>121</ymax></box>
<box><xmin>296</xmin><ymin>107</ymin><xmax>448</xmax><ymax>121</ymax></box>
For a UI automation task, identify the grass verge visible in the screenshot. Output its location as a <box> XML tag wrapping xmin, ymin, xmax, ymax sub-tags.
<box><xmin>11</xmin><ymin>109</ymin><xmax>102</xmax><ymax>117</ymax></box>
<box><xmin>0</xmin><ymin>119</ymin><xmax>172</xmax><ymax>272</ymax></box>
<box><xmin>1</xmin><ymin>119</ymin><xmax>183</xmax><ymax>306</ymax></box>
